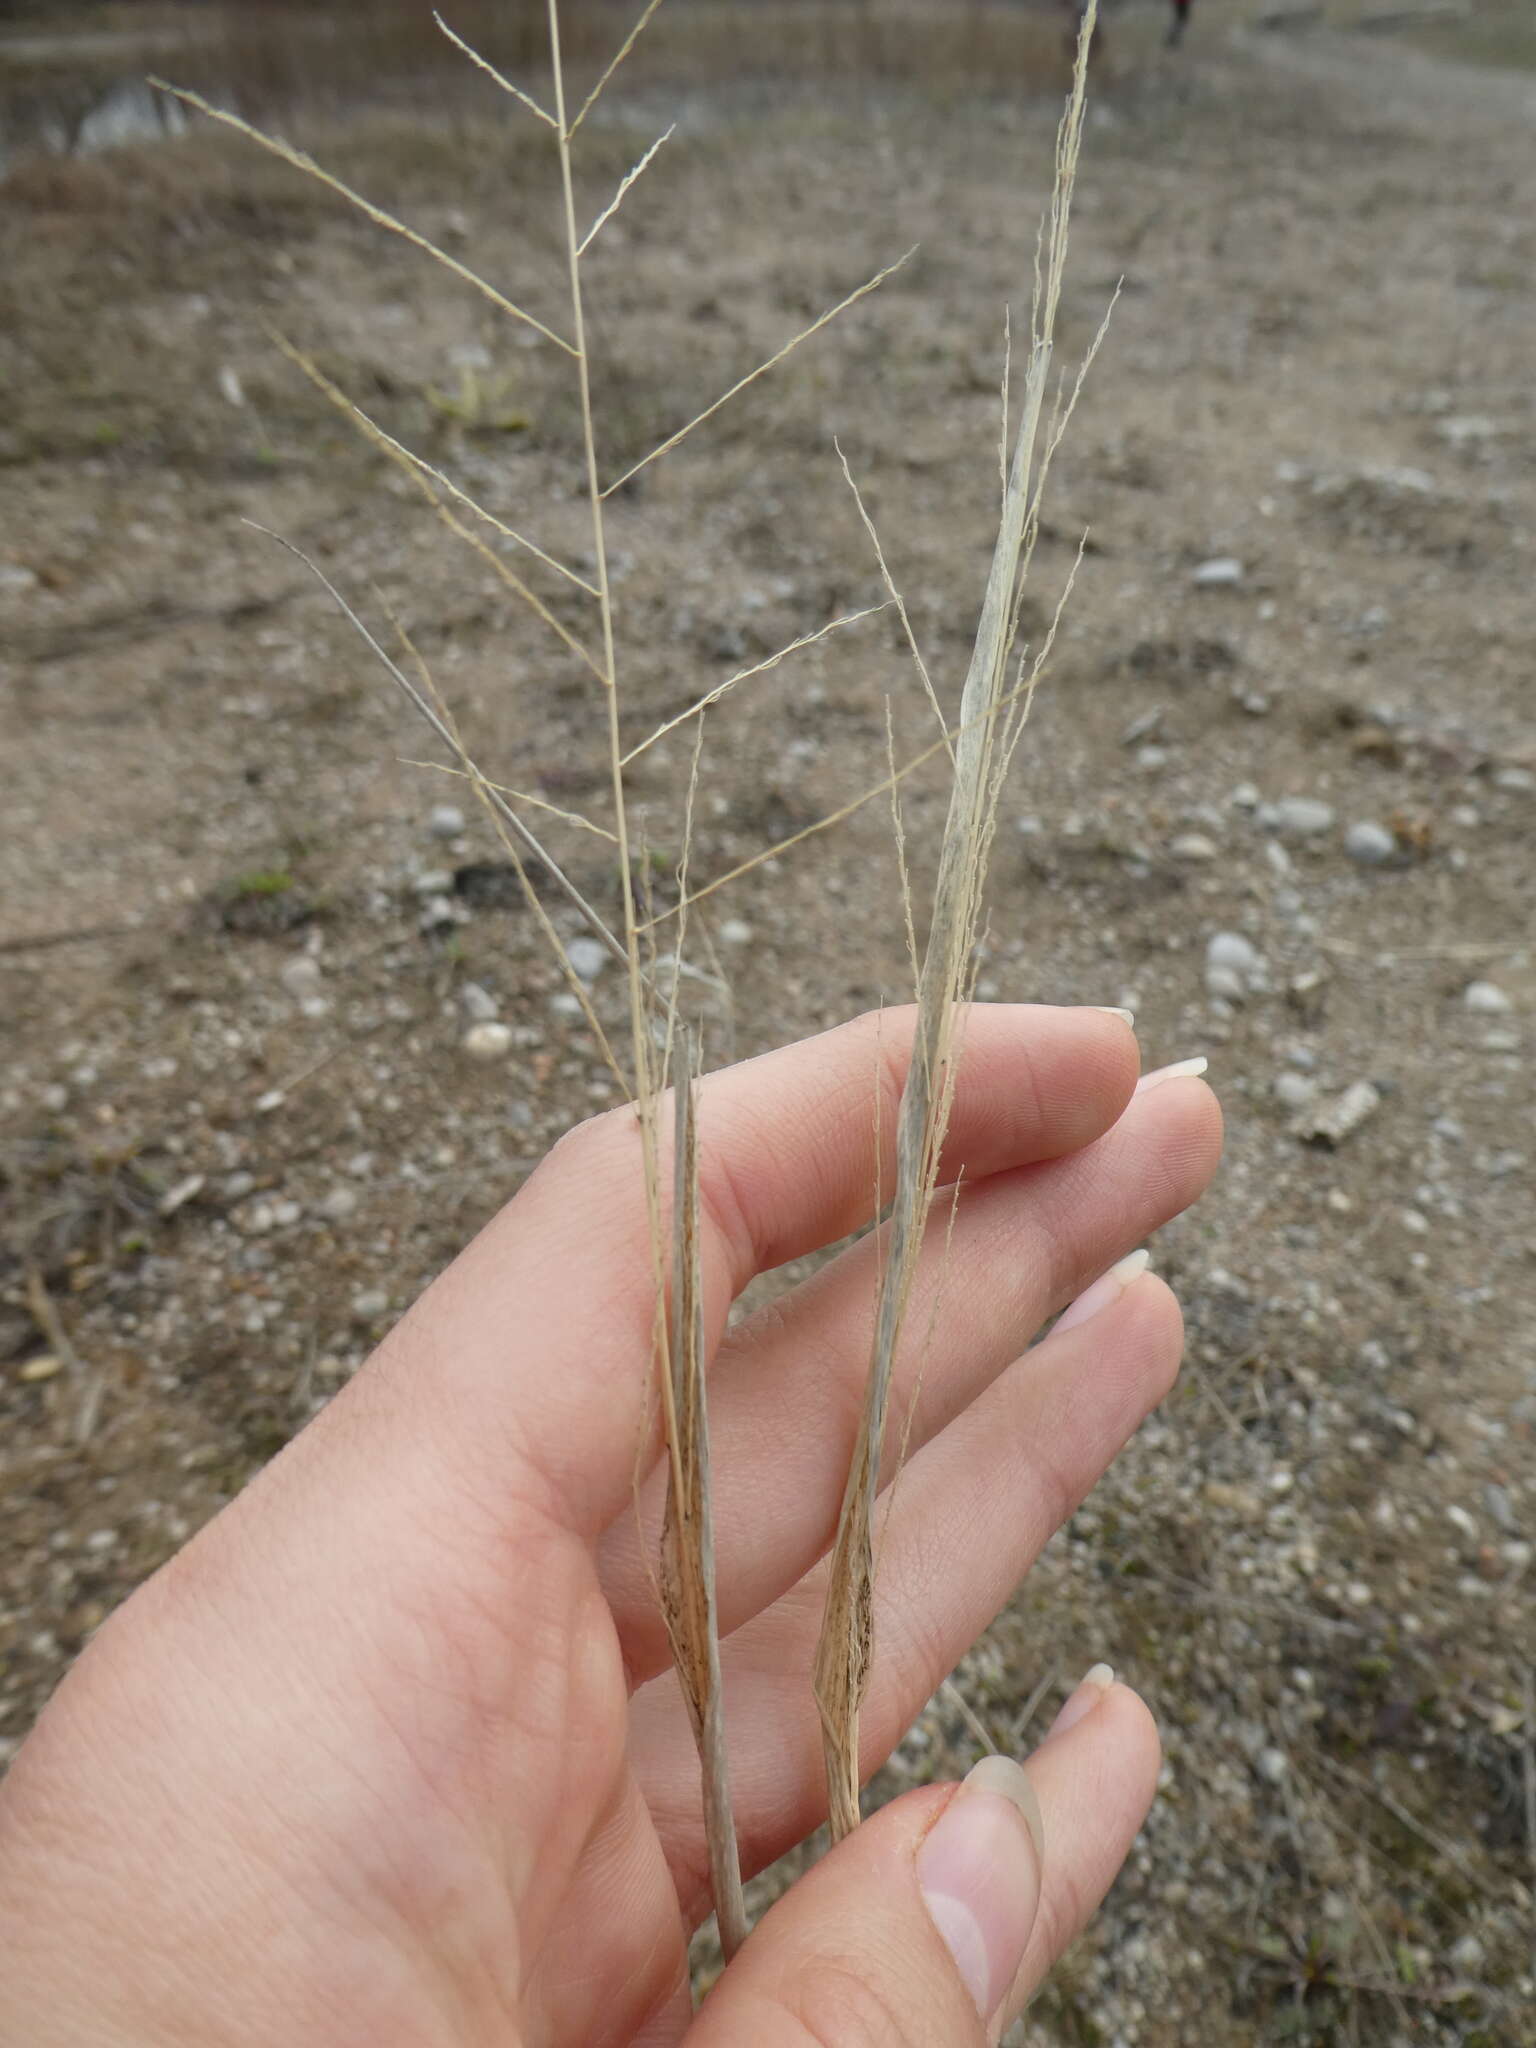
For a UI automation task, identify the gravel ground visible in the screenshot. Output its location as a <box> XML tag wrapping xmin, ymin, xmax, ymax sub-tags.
<box><xmin>2</xmin><ymin>6</ymin><xmax>1534</xmax><ymax>2042</ymax></box>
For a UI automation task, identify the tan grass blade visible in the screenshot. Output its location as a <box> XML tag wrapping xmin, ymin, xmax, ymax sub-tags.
<box><xmin>602</xmin><ymin>250</ymin><xmax>916</xmax><ymax>498</ymax></box>
<box><xmin>578</xmin><ymin>124</ymin><xmax>675</xmax><ymax>256</ymax></box>
<box><xmin>431</xmin><ymin>10</ymin><xmax>557</xmax><ymax>126</ymax></box>
<box><xmin>836</xmin><ymin>440</ymin><xmax>952</xmax><ymax>762</ymax></box>
<box><xmin>247</xmin><ymin>522</ymin><xmax>630</xmax><ymax>976</ymax></box>
<box><xmin>152</xmin><ymin>84</ymin><xmax>575</xmax><ymax>355</ymax></box>
<box><xmin>272</xmin><ymin>336</ymin><xmax>608</xmax><ymax>680</ymax></box>
<box><xmin>619</xmin><ymin>601</ymin><xmax>888</xmax><ymax>766</ymax></box>
<box><xmin>657</xmin><ymin>1030</ymin><xmax>747</xmax><ymax>1957</ymax></box>
<box><xmin>357</xmin><ymin>413</ymin><xmax>599</xmax><ymax>596</ymax></box>
<box><xmin>569</xmin><ymin>0</ymin><xmax>668</xmax><ymax>137</ymax></box>
<box><xmin>405</xmin><ymin>760</ymin><xmax>618</xmax><ymax>841</ymax></box>
<box><xmin>812</xmin><ymin>0</ymin><xmax>1103</xmax><ymax>1843</ymax></box>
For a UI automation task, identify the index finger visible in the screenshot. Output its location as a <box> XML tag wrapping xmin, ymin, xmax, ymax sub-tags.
<box><xmin>397</xmin><ymin>1004</ymin><xmax>1139</xmax><ymax>1532</ymax></box>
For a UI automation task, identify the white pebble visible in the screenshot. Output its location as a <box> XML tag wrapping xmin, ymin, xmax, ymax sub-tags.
<box><xmin>1207</xmin><ymin>931</ymin><xmax>1262</xmax><ymax>974</ymax></box>
<box><xmin>1171</xmin><ymin>833</ymin><xmax>1218</xmax><ymax>862</ymax></box>
<box><xmin>719</xmin><ymin>918</ymin><xmax>753</xmax><ymax>945</ymax></box>
<box><xmin>1344</xmin><ymin>820</ymin><xmax>1396</xmax><ymax>865</ymax></box>
<box><xmin>428</xmin><ymin>804</ymin><xmax>466</xmax><ymax>840</ymax></box>
<box><xmin>459</xmin><ymin>981</ymin><xmax>499</xmax><ymax>1022</ymax></box>
<box><xmin>565</xmin><ymin>936</ymin><xmax>609</xmax><ymax>982</ymax></box>
<box><xmin>1191</xmin><ymin>556</ymin><xmax>1244</xmax><ymax>587</ymax></box>
<box><xmin>1255</xmin><ymin>1748</ymin><xmax>1289</xmax><ymax>1786</ymax></box>
<box><xmin>462</xmin><ymin>1021</ymin><xmax>514</xmax><ymax>1060</ymax></box>
<box><xmin>1270</xmin><ymin>796</ymin><xmax>1336</xmax><ymax>838</ymax></box>
<box><xmin>1463</xmin><ymin>981</ymin><xmax>1511</xmax><ymax>1014</ymax></box>
<box><xmin>319</xmin><ymin>1186</ymin><xmax>359</xmax><ymax>1221</ymax></box>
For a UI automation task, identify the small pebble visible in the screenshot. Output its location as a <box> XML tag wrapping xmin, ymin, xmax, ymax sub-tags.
<box><xmin>1344</xmin><ymin>820</ymin><xmax>1396</xmax><ymax>865</ymax></box>
<box><xmin>1493</xmin><ymin>766</ymin><xmax>1534</xmax><ymax>793</ymax></box>
<box><xmin>1171</xmin><ymin>833</ymin><xmax>1218</xmax><ymax>862</ymax></box>
<box><xmin>428</xmin><ymin>804</ymin><xmax>466</xmax><ymax>840</ymax></box>
<box><xmin>462</xmin><ymin>1021</ymin><xmax>514</xmax><ymax>1060</ymax></box>
<box><xmin>719</xmin><ymin>918</ymin><xmax>753</xmax><ymax>946</ymax></box>
<box><xmin>565</xmin><ymin>936</ymin><xmax>609</xmax><ymax>982</ymax></box>
<box><xmin>459</xmin><ymin>981</ymin><xmax>499</xmax><ymax>1023</ymax></box>
<box><xmin>1270</xmin><ymin>796</ymin><xmax>1336</xmax><ymax>838</ymax></box>
<box><xmin>1191</xmin><ymin>556</ymin><xmax>1244</xmax><ymax>587</ymax></box>
<box><xmin>319</xmin><ymin>1186</ymin><xmax>359</xmax><ymax>1221</ymax></box>
<box><xmin>279</xmin><ymin>956</ymin><xmax>322</xmax><ymax>998</ymax></box>
<box><xmin>351</xmin><ymin>1289</ymin><xmax>388</xmax><ymax>1322</ymax></box>
<box><xmin>1255</xmin><ymin>1748</ymin><xmax>1289</xmax><ymax>1786</ymax></box>
<box><xmin>1230</xmin><ymin>782</ymin><xmax>1260</xmax><ymax>809</ymax></box>
<box><xmin>1136</xmin><ymin>744</ymin><xmax>1168</xmax><ymax>773</ymax></box>
<box><xmin>1274</xmin><ymin>1072</ymin><xmax>1315</xmax><ymax>1110</ymax></box>
<box><xmin>19</xmin><ymin>1354</ymin><xmax>63</xmax><ymax>1383</ymax></box>
<box><xmin>1207</xmin><ymin>931</ymin><xmax>1262</xmax><ymax>974</ymax></box>
<box><xmin>1463</xmin><ymin>981</ymin><xmax>1511</xmax><ymax>1014</ymax></box>
<box><xmin>0</xmin><ymin>563</ymin><xmax>39</xmax><ymax>594</ymax></box>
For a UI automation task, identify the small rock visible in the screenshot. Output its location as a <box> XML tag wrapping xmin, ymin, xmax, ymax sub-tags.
<box><xmin>1293</xmin><ymin>1080</ymin><xmax>1382</xmax><ymax>1148</ymax></box>
<box><xmin>1207</xmin><ymin>931</ymin><xmax>1262</xmax><ymax>974</ymax></box>
<box><xmin>1344</xmin><ymin>820</ymin><xmax>1396</xmax><ymax>865</ymax></box>
<box><xmin>351</xmin><ymin>1289</ymin><xmax>388</xmax><ymax>1322</ymax></box>
<box><xmin>1205</xmin><ymin>964</ymin><xmax>1248</xmax><ymax>1002</ymax></box>
<box><xmin>565</xmin><ymin>936</ymin><xmax>609</xmax><ymax>982</ymax></box>
<box><xmin>428</xmin><ymin>804</ymin><xmax>466</xmax><ymax>840</ymax></box>
<box><xmin>1450</xmin><ymin>1933</ymin><xmax>1486</xmax><ymax>1972</ymax></box>
<box><xmin>223</xmin><ymin>1170</ymin><xmax>256</xmax><ymax>1200</ymax></box>
<box><xmin>279</xmin><ymin>955</ymin><xmax>322</xmax><ymax>999</ymax></box>
<box><xmin>1255</xmin><ymin>1748</ymin><xmax>1289</xmax><ymax>1787</ymax></box>
<box><xmin>1270</xmin><ymin>796</ymin><xmax>1336</xmax><ymax>838</ymax></box>
<box><xmin>1171</xmin><ymin>833</ymin><xmax>1218</xmax><ymax>862</ymax></box>
<box><xmin>1135</xmin><ymin>744</ymin><xmax>1168</xmax><ymax>773</ymax></box>
<box><xmin>19</xmin><ymin>1354</ymin><xmax>63</xmax><ymax>1383</ymax></box>
<box><xmin>0</xmin><ymin>563</ymin><xmax>40</xmax><ymax>595</ymax></box>
<box><xmin>1463</xmin><ymin>981</ymin><xmax>1512</xmax><ymax>1015</ymax></box>
<box><xmin>459</xmin><ymin>981</ymin><xmax>499</xmax><ymax>1023</ymax></box>
<box><xmin>1274</xmin><ymin>1071</ymin><xmax>1315</xmax><ymax>1110</ymax></box>
<box><xmin>462</xmin><ymin>1021</ymin><xmax>514</xmax><ymax>1060</ymax></box>
<box><xmin>719</xmin><ymin>918</ymin><xmax>753</xmax><ymax>946</ymax></box>
<box><xmin>1191</xmin><ymin>557</ymin><xmax>1244</xmax><ymax>587</ymax></box>
<box><xmin>254</xmin><ymin>1089</ymin><xmax>285</xmax><ymax>1115</ymax></box>
<box><xmin>319</xmin><ymin>1186</ymin><xmax>359</xmax><ymax>1222</ymax></box>
<box><xmin>412</xmin><ymin>869</ymin><xmax>455</xmax><ymax>896</ymax></box>
<box><xmin>1493</xmin><ymin>765</ymin><xmax>1534</xmax><ymax>793</ymax></box>
<box><xmin>1230</xmin><ymin>782</ymin><xmax>1261</xmax><ymax>809</ymax></box>
<box><xmin>549</xmin><ymin>991</ymin><xmax>583</xmax><ymax>1018</ymax></box>
<box><xmin>1206</xmin><ymin>930</ymin><xmax>1264</xmax><ymax>1002</ymax></box>
<box><xmin>158</xmin><ymin>1173</ymin><xmax>205</xmax><ymax>1218</ymax></box>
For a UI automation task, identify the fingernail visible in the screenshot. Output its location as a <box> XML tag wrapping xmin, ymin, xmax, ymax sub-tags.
<box><xmin>1044</xmin><ymin>1663</ymin><xmax>1115</xmax><ymax>1743</ymax></box>
<box><xmin>1053</xmin><ymin>1249</ymin><xmax>1150</xmax><ymax>1334</ymax></box>
<box><xmin>1090</xmin><ymin>1006</ymin><xmax>1136</xmax><ymax>1026</ymax></box>
<box><xmin>917</xmin><ymin>1754</ymin><xmax>1044</xmax><ymax>2022</ymax></box>
<box><xmin>1134</xmin><ymin>1054</ymin><xmax>1208</xmax><ymax>1095</ymax></box>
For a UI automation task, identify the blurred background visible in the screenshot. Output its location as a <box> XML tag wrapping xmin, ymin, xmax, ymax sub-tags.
<box><xmin>2</xmin><ymin>2</ymin><xmax>1533</xmax><ymax>2041</ymax></box>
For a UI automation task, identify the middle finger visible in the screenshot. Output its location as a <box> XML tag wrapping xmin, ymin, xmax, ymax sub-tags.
<box><xmin>600</xmin><ymin>1069</ymin><xmax>1219</xmax><ymax>1683</ymax></box>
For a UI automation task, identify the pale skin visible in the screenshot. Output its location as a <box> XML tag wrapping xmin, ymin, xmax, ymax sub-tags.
<box><xmin>0</xmin><ymin>1005</ymin><xmax>1221</xmax><ymax>2047</ymax></box>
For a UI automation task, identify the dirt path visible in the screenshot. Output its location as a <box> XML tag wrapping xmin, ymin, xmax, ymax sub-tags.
<box><xmin>2</xmin><ymin>13</ymin><xmax>1533</xmax><ymax>2042</ymax></box>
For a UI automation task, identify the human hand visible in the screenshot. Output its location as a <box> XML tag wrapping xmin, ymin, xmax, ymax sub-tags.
<box><xmin>0</xmin><ymin>1005</ymin><xmax>1219</xmax><ymax>2047</ymax></box>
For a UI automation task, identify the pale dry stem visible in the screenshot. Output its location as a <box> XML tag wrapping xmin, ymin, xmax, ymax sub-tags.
<box><xmin>812</xmin><ymin>0</ymin><xmax>1104</xmax><ymax>1842</ymax></box>
<box><xmin>601</xmin><ymin>250</ymin><xmax>916</xmax><ymax>499</ymax></box>
<box><xmin>152</xmin><ymin>83</ymin><xmax>574</xmax><ymax>354</ymax></box>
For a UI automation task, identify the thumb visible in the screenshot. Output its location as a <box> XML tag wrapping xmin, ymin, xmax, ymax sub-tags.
<box><xmin>688</xmin><ymin>1757</ymin><xmax>1044</xmax><ymax>2047</ymax></box>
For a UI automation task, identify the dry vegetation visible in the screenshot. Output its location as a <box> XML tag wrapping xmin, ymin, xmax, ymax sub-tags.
<box><xmin>3</xmin><ymin>3</ymin><xmax>1536</xmax><ymax>2044</ymax></box>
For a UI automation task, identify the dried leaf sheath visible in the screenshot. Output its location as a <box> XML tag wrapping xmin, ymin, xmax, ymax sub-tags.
<box><xmin>812</xmin><ymin>4</ymin><xmax>1101</xmax><ymax>1843</ymax></box>
<box><xmin>659</xmin><ymin>1030</ymin><xmax>747</xmax><ymax>1957</ymax></box>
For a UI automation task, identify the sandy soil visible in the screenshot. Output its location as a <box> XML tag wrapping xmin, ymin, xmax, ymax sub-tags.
<box><xmin>2</xmin><ymin>6</ymin><xmax>1534</xmax><ymax>2042</ymax></box>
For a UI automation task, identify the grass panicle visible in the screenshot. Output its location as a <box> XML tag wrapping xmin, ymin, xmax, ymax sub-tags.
<box><xmin>158</xmin><ymin>0</ymin><xmax>1109</xmax><ymax>1962</ymax></box>
<box><xmin>811</xmin><ymin>0</ymin><xmax>1103</xmax><ymax>1841</ymax></box>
